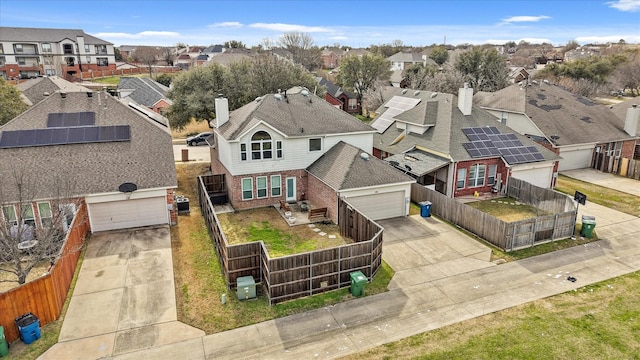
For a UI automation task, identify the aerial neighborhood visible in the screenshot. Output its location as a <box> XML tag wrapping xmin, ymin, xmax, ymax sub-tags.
<box><xmin>1</xmin><ymin>14</ymin><xmax>640</xmax><ymax>359</ymax></box>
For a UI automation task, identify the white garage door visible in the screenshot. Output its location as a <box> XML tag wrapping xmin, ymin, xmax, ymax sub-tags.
<box><xmin>88</xmin><ymin>197</ymin><xmax>168</xmax><ymax>232</ymax></box>
<box><xmin>511</xmin><ymin>167</ymin><xmax>553</xmax><ymax>189</ymax></box>
<box><xmin>346</xmin><ymin>191</ymin><xmax>405</xmax><ymax>220</ymax></box>
<box><xmin>559</xmin><ymin>148</ymin><xmax>593</xmax><ymax>170</ymax></box>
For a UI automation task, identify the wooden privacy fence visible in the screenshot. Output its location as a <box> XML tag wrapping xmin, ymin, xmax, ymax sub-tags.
<box><xmin>0</xmin><ymin>203</ymin><xmax>90</xmax><ymax>343</ymax></box>
<box><xmin>411</xmin><ymin>179</ymin><xmax>576</xmax><ymax>251</ymax></box>
<box><xmin>198</xmin><ymin>175</ymin><xmax>383</xmax><ymax>305</ymax></box>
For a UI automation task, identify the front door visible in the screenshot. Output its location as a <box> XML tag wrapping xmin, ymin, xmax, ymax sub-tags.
<box><xmin>286</xmin><ymin>177</ymin><xmax>296</xmax><ymax>202</ymax></box>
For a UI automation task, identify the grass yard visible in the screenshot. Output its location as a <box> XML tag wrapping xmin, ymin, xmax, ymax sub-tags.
<box><xmin>343</xmin><ymin>271</ymin><xmax>640</xmax><ymax>360</ymax></box>
<box><xmin>217</xmin><ymin>208</ymin><xmax>347</xmax><ymax>257</ymax></box>
<box><xmin>555</xmin><ymin>174</ymin><xmax>640</xmax><ymax>218</ymax></box>
<box><xmin>465</xmin><ymin>196</ymin><xmax>545</xmax><ymax>222</ymax></box>
<box><xmin>171</xmin><ymin>118</ymin><xmax>212</xmax><ymax>139</ymax></box>
<box><xmin>172</xmin><ymin>163</ymin><xmax>393</xmax><ymax>334</ymax></box>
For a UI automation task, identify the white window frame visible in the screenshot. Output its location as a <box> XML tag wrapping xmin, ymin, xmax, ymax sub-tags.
<box><xmin>42</xmin><ymin>43</ymin><xmax>51</xmax><ymax>53</ymax></box>
<box><xmin>97</xmin><ymin>57</ymin><xmax>108</xmax><ymax>66</ymax></box>
<box><xmin>2</xmin><ymin>205</ymin><xmax>17</xmax><ymax>226</ymax></box>
<box><xmin>15</xmin><ymin>44</ymin><xmax>23</xmax><ymax>53</ymax></box>
<box><xmin>84</xmin><ymin>44</ymin><xmax>90</xmax><ymax>53</ymax></box>
<box><xmin>250</xmin><ymin>131</ymin><xmax>273</xmax><ymax>160</ymax></box>
<box><xmin>309</xmin><ymin>138</ymin><xmax>322</xmax><ymax>152</ymax></box>
<box><xmin>488</xmin><ymin>164</ymin><xmax>497</xmax><ymax>185</ymax></box>
<box><xmin>468</xmin><ymin>164</ymin><xmax>486</xmax><ymax>188</ymax></box>
<box><xmin>256</xmin><ymin>176</ymin><xmax>268</xmax><ymax>199</ymax></box>
<box><xmin>38</xmin><ymin>202</ymin><xmax>53</xmax><ymax>227</ymax></box>
<box><xmin>21</xmin><ymin>204</ymin><xmax>36</xmax><ymax>227</ymax></box>
<box><xmin>271</xmin><ymin>175</ymin><xmax>281</xmax><ymax>197</ymax></box>
<box><xmin>241</xmin><ymin>178</ymin><xmax>253</xmax><ymax>200</ymax></box>
<box><xmin>276</xmin><ymin>141</ymin><xmax>283</xmax><ymax>159</ymax></box>
<box><xmin>456</xmin><ymin>168</ymin><xmax>466</xmax><ymax>189</ymax></box>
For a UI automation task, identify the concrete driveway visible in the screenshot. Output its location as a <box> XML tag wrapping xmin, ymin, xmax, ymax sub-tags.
<box><xmin>40</xmin><ymin>226</ymin><xmax>204</xmax><ymax>359</ymax></box>
<box><xmin>379</xmin><ymin>215</ymin><xmax>494</xmax><ymax>289</ymax></box>
<box><xmin>173</xmin><ymin>141</ymin><xmax>211</xmax><ymax>163</ymax></box>
<box><xmin>561</xmin><ymin>168</ymin><xmax>640</xmax><ymax>197</ymax></box>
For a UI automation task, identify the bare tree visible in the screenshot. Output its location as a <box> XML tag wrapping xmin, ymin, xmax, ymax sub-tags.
<box><xmin>278</xmin><ymin>31</ymin><xmax>321</xmax><ymax>71</ymax></box>
<box><xmin>0</xmin><ymin>170</ymin><xmax>82</xmax><ymax>285</ymax></box>
<box><xmin>161</xmin><ymin>46</ymin><xmax>175</xmax><ymax>66</ymax></box>
<box><xmin>131</xmin><ymin>46</ymin><xmax>163</xmax><ymax>77</ymax></box>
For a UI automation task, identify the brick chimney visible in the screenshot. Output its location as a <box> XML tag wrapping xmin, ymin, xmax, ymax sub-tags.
<box><xmin>624</xmin><ymin>104</ymin><xmax>639</xmax><ymax>137</ymax></box>
<box><xmin>214</xmin><ymin>96</ymin><xmax>229</xmax><ymax>128</ymax></box>
<box><xmin>458</xmin><ymin>83</ymin><xmax>473</xmax><ymax>116</ymax></box>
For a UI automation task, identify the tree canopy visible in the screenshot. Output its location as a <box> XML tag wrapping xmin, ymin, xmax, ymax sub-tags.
<box><xmin>455</xmin><ymin>47</ymin><xmax>509</xmax><ymax>92</ymax></box>
<box><xmin>166</xmin><ymin>55</ymin><xmax>319</xmax><ymax>129</ymax></box>
<box><xmin>0</xmin><ymin>78</ymin><xmax>28</xmax><ymax>126</ymax></box>
<box><xmin>131</xmin><ymin>46</ymin><xmax>162</xmax><ymax>77</ymax></box>
<box><xmin>429</xmin><ymin>46</ymin><xmax>449</xmax><ymax>66</ymax></box>
<box><xmin>336</xmin><ymin>54</ymin><xmax>391</xmax><ymax>114</ymax></box>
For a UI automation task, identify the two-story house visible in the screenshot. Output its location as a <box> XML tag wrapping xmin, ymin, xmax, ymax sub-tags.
<box><xmin>316</xmin><ymin>77</ymin><xmax>360</xmax><ymax>114</ymax></box>
<box><xmin>0</xmin><ymin>27</ymin><xmax>116</xmax><ymax>80</ymax></box>
<box><xmin>209</xmin><ymin>87</ymin><xmax>415</xmax><ymax>222</ymax></box>
<box><xmin>117</xmin><ymin>77</ymin><xmax>173</xmax><ymax>114</ymax></box>
<box><xmin>371</xmin><ymin>85</ymin><xmax>559</xmax><ymax>198</ymax></box>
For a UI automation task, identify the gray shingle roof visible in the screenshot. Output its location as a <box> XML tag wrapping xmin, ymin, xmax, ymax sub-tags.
<box><xmin>0</xmin><ymin>27</ymin><xmax>112</xmax><ymax>44</ymax></box>
<box><xmin>317</xmin><ymin>78</ymin><xmax>356</xmax><ymax>99</ymax></box>
<box><xmin>217</xmin><ymin>87</ymin><xmax>375</xmax><ymax>140</ymax></box>
<box><xmin>373</xmin><ymin>87</ymin><xmax>558</xmax><ymax>163</ymax></box>
<box><xmin>117</xmin><ymin>77</ymin><xmax>172</xmax><ymax>107</ymax></box>
<box><xmin>609</xmin><ymin>96</ymin><xmax>640</xmax><ymax>136</ymax></box>
<box><xmin>17</xmin><ymin>76</ymin><xmax>91</xmax><ymax>105</ymax></box>
<box><xmin>0</xmin><ymin>92</ymin><xmax>176</xmax><ymax>202</ymax></box>
<box><xmin>307</xmin><ymin>141</ymin><xmax>414</xmax><ymax>191</ymax></box>
<box><xmin>475</xmin><ymin>83</ymin><xmax>637</xmax><ymax>146</ymax></box>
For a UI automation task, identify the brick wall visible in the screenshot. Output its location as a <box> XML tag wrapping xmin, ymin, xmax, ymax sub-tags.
<box><xmin>228</xmin><ymin>169</ymin><xmax>308</xmax><ymax>210</ymax></box>
<box><xmin>306</xmin><ymin>174</ymin><xmax>338</xmax><ymax>223</ymax></box>
<box><xmin>166</xmin><ymin>189</ymin><xmax>177</xmax><ymax>225</ymax></box>
<box><xmin>454</xmin><ymin>158</ymin><xmax>507</xmax><ymax>197</ymax></box>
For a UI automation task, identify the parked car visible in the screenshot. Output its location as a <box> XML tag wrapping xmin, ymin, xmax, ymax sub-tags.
<box><xmin>186</xmin><ymin>132</ymin><xmax>212</xmax><ymax>146</ymax></box>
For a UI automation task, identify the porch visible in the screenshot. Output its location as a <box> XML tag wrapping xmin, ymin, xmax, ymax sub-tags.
<box><xmin>275</xmin><ymin>200</ymin><xmax>329</xmax><ymax>226</ymax></box>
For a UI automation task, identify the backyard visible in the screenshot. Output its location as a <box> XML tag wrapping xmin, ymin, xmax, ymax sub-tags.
<box><xmin>464</xmin><ymin>196</ymin><xmax>546</xmax><ymax>222</ymax></box>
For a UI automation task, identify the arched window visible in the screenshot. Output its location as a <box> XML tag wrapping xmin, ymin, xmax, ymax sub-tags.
<box><xmin>251</xmin><ymin>131</ymin><xmax>272</xmax><ymax>160</ymax></box>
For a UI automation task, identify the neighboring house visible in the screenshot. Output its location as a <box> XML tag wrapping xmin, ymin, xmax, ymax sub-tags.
<box><xmin>474</xmin><ymin>81</ymin><xmax>639</xmax><ymax>174</ymax></box>
<box><xmin>118</xmin><ymin>45</ymin><xmax>138</xmax><ymax>59</ymax></box>
<box><xmin>194</xmin><ymin>54</ymin><xmax>209</xmax><ymax>66</ymax></box>
<box><xmin>508</xmin><ymin>67</ymin><xmax>530</xmax><ymax>83</ymax></box>
<box><xmin>175</xmin><ymin>54</ymin><xmax>192</xmax><ymax>69</ymax></box>
<box><xmin>17</xmin><ymin>76</ymin><xmax>91</xmax><ymax>105</ymax></box>
<box><xmin>387</xmin><ymin>51</ymin><xmax>436</xmax><ymax>72</ymax></box>
<box><xmin>207</xmin><ymin>52</ymin><xmax>253</xmax><ymax>67</ymax></box>
<box><xmin>321</xmin><ymin>47</ymin><xmax>344</xmax><ymax>69</ymax></box>
<box><xmin>371</xmin><ymin>85</ymin><xmax>559</xmax><ymax>197</ymax></box>
<box><xmin>0</xmin><ymin>27</ymin><xmax>116</xmax><ymax>80</ymax></box>
<box><xmin>202</xmin><ymin>45</ymin><xmax>226</xmax><ymax>57</ymax></box>
<box><xmin>209</xmin><ymin>87</ymin><xmax>414</xmax><ymax>222</ymax></box>
<box><xmin>117</xmin><ymin>77</ymin><xmax>173</xmax><ymax>114</ymax></box>
<box><xmin>316</xmin><ymin>77</ymin><xmax>360</xmax><ymax>114</ymax></box>
<box><xmin>609</xmin><ymin>96</ymin><xmax>640</xmax><ymax>161</ymax></box>
<box><xmin>0</xmin><ymin>90</ymin><xmax>177</xmax><ymax>233</ymax></box>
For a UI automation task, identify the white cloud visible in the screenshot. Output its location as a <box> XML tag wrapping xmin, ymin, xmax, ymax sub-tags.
<box><xmin>500</xmin><ymin>15</ymin><xmax>551</xmax><ymax>24</ymax></box>
<box><xmin>606</xmin><ymin>0</ymin><xmax>640</xmax><ymax>11</ymax></box>
<box><xmin>209</xmin><ymin>22</ymin><xmax>243</xmax><ymax>28</ymax></box>
<box><xmin>249</xmin><ymin>23</ymin><xmax>332</xmax><ymax>33</ymax></box>
<box><xmin>92</xmin><ymin>31</ymin><xmax>180</xmax><ymax>39</ymax></box>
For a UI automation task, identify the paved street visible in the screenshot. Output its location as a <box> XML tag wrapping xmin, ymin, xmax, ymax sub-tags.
<box><xmin>173</xmin><ymin>141</ymin><xmax>210</xmax><ymax>163</ymax></box>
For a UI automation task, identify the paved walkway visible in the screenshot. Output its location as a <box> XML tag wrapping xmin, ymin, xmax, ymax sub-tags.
<box><xmin>561</xmin><ymin>168</ymin><xmax>640</xmax><ymax>197</ymax></box>
<box><xmin>39</xmin><ymin>169</ymin><xmax>640</xmax><ymax>359</ymax></box>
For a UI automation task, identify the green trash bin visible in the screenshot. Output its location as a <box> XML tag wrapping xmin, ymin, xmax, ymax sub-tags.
<box><xmin>580</xmin><ymin>215</ymin><xmax>596</xmax><ymax>238</ymax></box>
<box><xmin>0</xmin><ymin>326</ymin><xmax>8</xmax><ymax>357</ymax></box>
<box><xmin>350</xmin><ymin>271</ymin><xmax>367</xmax><ymax>297</ymax></box>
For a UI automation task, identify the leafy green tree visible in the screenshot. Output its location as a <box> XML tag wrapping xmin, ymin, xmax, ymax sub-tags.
<box><xmin>429</xmin><ymin>46</ymin><xmax>449</xmax><ymax>66</ymax></box>
<box><xmin>166</xmin><ymin>63</ymin><xmax>226</xmax><ymax>129</ymax></box>
<box><xmin>403</xmin><ymin>63</ymin><xmax>438</xmax><ymax>89</ymax></box>
<box><xmin>224</xmin><ymin>40</ymin><xmax>246</xmax><ymax>49</ymax></box>
<box><xmin>114</xmin><ymin>48</ymin><xmax>123</xmax><ymax>61</ymax></box>
<box><xmin>223</xmin><ymin>58</ymin><xmax>254</xmax><ymax>109</ymax></box>
<box><xmin>155</xmin><ymin>73</ymin><xmax>173</xmax><ymax>87</ymax></box>
<box><xmin>455</xmin><ymin>47</ymin><xmax>509</xmax><ymax>92</ymax></box>
<box><xmin>337</xmin><ymin>54</ymin><xmax>391</xmax><ymax>114</ymax></box>
<box><xmin>0</xmin><ymin>78</ymin><xmax>28</xmax><ymax>125</ymax></box>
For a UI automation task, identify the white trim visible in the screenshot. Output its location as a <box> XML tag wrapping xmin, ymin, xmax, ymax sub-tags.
<box><xmin>286</xmin><ymin>177</ymin><xmax>296</xmax><ymax>202</ymax></box>
<box><xmin>85</xmin><ymin>187</ymin><xmax>169</xmax><ymax>203</ymax></box>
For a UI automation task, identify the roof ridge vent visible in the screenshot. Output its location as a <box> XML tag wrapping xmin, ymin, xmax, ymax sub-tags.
<box><xmin>274</xmin><ymin>93</ymin><xmax>282</xmax><ymax>101</ymax></box>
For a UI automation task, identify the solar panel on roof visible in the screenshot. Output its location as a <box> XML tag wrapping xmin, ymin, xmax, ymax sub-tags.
<box><xmin>0</xmin><ymin>125</ymin><xmax>130</xmax><ymax>148</ymax></box>
<box><xmin>461</xmin><ymin>126</ymin><xmax>545</xmax><ymax>164</ymax></box>
<box><xmin>47</xmin><ymin>112</ymin><xmax>95</xmax><ymax>128</ymax></box>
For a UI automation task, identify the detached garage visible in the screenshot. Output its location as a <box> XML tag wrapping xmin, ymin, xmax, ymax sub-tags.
<box><xmin>86</xmin><ymin>189</ymin><xmax>171</xmax><ymax>232</ymax></box>
<box><xmin>306</xmin><ymin>142</ymin><xmax>415</xmax><ymax>223</ymax></box>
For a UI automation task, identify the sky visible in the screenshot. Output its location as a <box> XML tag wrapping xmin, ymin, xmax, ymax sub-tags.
<box><xmin>1</xmin><ymin>0</ymin><xmax>639</xmax><ymax>48</ymax></box>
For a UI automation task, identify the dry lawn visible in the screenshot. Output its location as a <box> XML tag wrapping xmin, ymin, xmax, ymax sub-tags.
<box><xmin>217</xmin><ymin>208</ymin><xmax>347</xmax><ymax>257</ymax></box>
<box><xmin>0</xmin><ymin>261</ymin><xmax>51</xmax><ymax>292</ymax></box>
<box><xmin>171</xmin><ymin>118</ymin><xmax>212</xmax><ymax>139</ymax></box>
<box><xmin>465</xmin><ymin>196</ymin><xmax>544</xmax><ymax>222</ymax></box>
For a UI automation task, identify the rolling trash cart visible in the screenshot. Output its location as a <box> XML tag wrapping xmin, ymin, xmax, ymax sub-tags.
<box><xmin>15</xmin><ymin>313</ymin><xmax>41</xmax><ymax>345</ymax></box>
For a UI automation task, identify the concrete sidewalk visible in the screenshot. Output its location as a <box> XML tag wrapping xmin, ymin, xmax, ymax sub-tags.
<box><xmin>108</xmin><ymin>204</ymin><xmax>640</xmax><ymax>359</ymax></box>
<box><xmin>561</xmin><ymin>168</ymin><xmax>640</xmax><ymax>197</ymax></box>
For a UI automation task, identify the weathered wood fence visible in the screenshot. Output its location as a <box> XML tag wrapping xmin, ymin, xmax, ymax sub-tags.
<box><xmin>411</xmin><ymin>178</ymin><xmax>576</xmax><ymax>251</ymax></box>
<box><xmin>0</xmin><ymin>203</ymin><xmax>90</xmax><ymax>343</ymax></box>
<box><xmin>198</xmin><ymin>175</ymin><xmax>383</xmax><ymax>305</ymax></box>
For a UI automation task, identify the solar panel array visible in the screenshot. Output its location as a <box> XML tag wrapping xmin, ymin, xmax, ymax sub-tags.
<box><xmin>371</xmin><ymin>95</ymin><xmax>421</xmax><ymax>133</ymax></box>
<box><xmin>462</xmin><ymin>127</ymin><xmax>545</xmax><ymax>164</ymax></box>
<box><xmin>0</xmin><ymin>125</ymin><xmax>130</xmax><ymax>149</ymax></box>
<box><xmin>47</xmin><ymin>112</ymin><xmax>95</xmax><ymax>127</ymax></box>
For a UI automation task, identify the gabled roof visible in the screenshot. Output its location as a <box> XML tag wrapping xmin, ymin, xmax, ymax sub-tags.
<box><xmin>0</xmin><ymin>27</ymin><xmax>112</xmax><ymax>45</ymax></box>
<box><xmin>387</xmin><ymin>52</ymin><xmax>424</xmax><ymax>63</ymax></box>
<box><xmin>373</xmin><ymin>87</ymin><xmax>558</xmax><ymax>164</ymax></box>
<box><xmin>322</xmin><ymin>47</ymin><xmax>344</xmax><ymax>56</ymax></box>
<box><xmin>0</xmin><ymin>91</ymin><xmax>176</xmax><ymax>202</ymax></box>
<box><xmin>474</xmin><ymin>83</ymin><xmax>637</xmax><ymax>146</ymax></box>
<box><xmin>203</xmin><ymin>45</ymin><xmax>224</xmax><ymax>53</ymax></box>
<box><xmin>609</xmin><ymin>96</ymin><xmax>640</xmax><ymax>131</ymax></box>
<box><xmin>307</xmin><ymin>141</ymin><xmax>414</xmax><ymax>191</ymax></box>
<box><xmin>17</xmin><ymin>76</ymin><xmax>91</xmax><ymax>105</ymax></box>
<box><xmin>217</xmin><ymin>87</ymin><xmax>374</xmax><ymax>140</ymax></box>
<box><xmin>317</xmin><ymin>78</ymin><xmax>356</xmax><ymax>100</ymax></box>
<box><xmin>207</xmin><ymin>52</ymin><xmax>253</xmax><ymax>67</ymax></box>
<box><xmin>118</xmin><ymin>77</ymin><xmax>172</xmax><ymax>108</ymax></box>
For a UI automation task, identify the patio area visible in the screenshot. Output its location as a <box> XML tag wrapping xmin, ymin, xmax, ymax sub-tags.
<box><xmin>275</xmin><ymin>200</ymin><xmax>329</xmax><ymax>226</ymax></box>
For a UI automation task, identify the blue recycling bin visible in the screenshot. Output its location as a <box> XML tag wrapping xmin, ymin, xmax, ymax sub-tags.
<box><xmin>15</xmin><ymin>313</ymin><xmax>41</xmax><ymax>345</ymax></box>
<box><xmin>419</xmin><ymin>201</ymin><xmax>432</xmax><ymax>217</ymax></box>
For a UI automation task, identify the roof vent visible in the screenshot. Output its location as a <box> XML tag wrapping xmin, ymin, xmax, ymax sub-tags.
<box><xmin>543</xmin><ymin>79</ymin><xmax>550</xmax><ymax>84</ymax></box>
<box><xmin>360</xmin><ymin>152</ymin><xmax>370</xmax><ymax>161</ymax></box>
<box><xmin>60</xmin><ymin>92</ymin><xmax>67</xmax><ymax>98</ymax></box>
<box><xmin>43</xmin><ymin>92</ymin><xmax>50</xmax><ymax>96</ymax></box>
<box><xmin>430</xmin><ymin>92</ymin><xmax>438</xmax><ymax>98</ymax></box>
<box><xmin>274</xmin><ymin>93</ymin><xmax>282</xmax><ymax>101</ymax></box>
<box><xmin>255</xmin><ymin>96</ymin><xmax>262</xmax><ymax>103</ymax></box>
<box><xmin>87</xmin><ymin>92</ymin><xmax>93</xmax><ymax>98</ymax></box>
<box><xmin>401</xmin><ymin>89</ymin><xmax>408</xmax><ymax>94</ymax></box>
<box><xmin>414</xmin><ymin>91</ymin><xmax>420</xmax><ymax>96</ymax></box>
<box><xmin>531</xmin><ymin>80</ymin><xmax>539</xmax><ymax>85</ymax></box>
<box><xmin>301</xmin><ymin>89</ymin><xmax>309</xmax><ymax>96</ymax></box>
